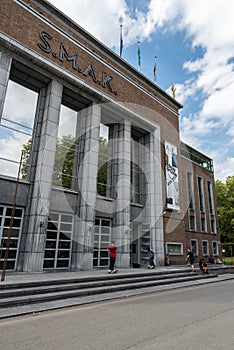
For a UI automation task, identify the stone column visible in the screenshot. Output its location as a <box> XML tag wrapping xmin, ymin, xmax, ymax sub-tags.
<box><xmin>111</xmin><ymin>120</ymin><xmax>131</xmax><ymax>268</ymax></box>
<box><xmin>23</xmin><ymin>80</ymin><xmax>63</xmax><ymax>272</ymax></box>
<box><xmin>151</xmin><ymin>128</ymin><xmax>164</xmax><ymax>265</ymax></box>
<box><xmin>0</xmin><ymin>51</ymin><xmax>12</xmax><ymax>122</ymax></box>
<box><xmin>72</xmin><ymin>104</ymin><xmax>101</xmax><ymax>269</ymax></box>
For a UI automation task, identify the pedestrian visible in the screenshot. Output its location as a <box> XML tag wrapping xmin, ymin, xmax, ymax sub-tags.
<box><xmin>208</xmin><ymin>254</ymin><xmax>215</xmax><ymax>264</ymax></box>
<box><xmin>107</xmin><ymin>240</ymin><xmax>117</xmax><ymax>273</ymax></box>
<box><xmin>186</xmin><ymin>248</ymin><xmax>195</xmax><ymax>272</ymax></box>
<box><xmin>199</xmin><ymin>258</ymin><xmax>209</xmax><ymax>274</ymax></box>
<box><xmin>147</xmin><ymin>247</ymin><xmax>155</xmax><ymax>269</ymax></box>
<box><xmin>216</xmin><ymin>257</ymin><xmax>223</xmax><ymax>264</ymax></box>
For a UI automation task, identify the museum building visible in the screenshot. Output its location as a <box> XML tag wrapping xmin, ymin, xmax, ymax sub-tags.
<box><xmin>0</xmin><ymin>0</ymin><xmax>220</xmax><ymax>273</ymax></box>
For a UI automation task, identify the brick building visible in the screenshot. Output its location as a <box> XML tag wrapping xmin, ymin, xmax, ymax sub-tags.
<box><xmin>0</xmin><ymin>0</ymin><xmax>220</xmax><ymax>273</ymax></box>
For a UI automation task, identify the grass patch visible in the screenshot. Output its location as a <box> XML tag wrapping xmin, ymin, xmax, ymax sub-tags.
<box><xmin>222</xmin><ymin>257</ymin><xmax>234</xmax><ymax>265</ymax></box>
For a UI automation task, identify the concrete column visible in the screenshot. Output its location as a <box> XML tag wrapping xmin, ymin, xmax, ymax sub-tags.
<box><xmin>151</xmin><ymin>128</ymin><xmax>164</xmax><ymax>265</ymax></box>
<box><xmin>73</xmin><ymin>104</ymin><xmax>101</xmax><ymax>269</ymax></box>
<box><xmin>23</xmin><ymin>80</ymin><xmax>63</xmax><ymax>272</ymax></box>
<box><xmin>111</xmin><ymin>120</ymin><xmax>131</xmax><ymax>268</ymax></box>
<box><xmin>0</xmin><ymin>51</ymin><xmax>12</xmax><ymax>122</ymax></box>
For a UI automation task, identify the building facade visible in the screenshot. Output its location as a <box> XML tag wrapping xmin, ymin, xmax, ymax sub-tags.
<box><xmin>0</xmin><ymin>0</ymin><xmax>220</xmax><ymax>273</ymax></box>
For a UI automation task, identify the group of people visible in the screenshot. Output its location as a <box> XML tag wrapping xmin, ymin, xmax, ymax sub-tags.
<box><xmin>106</xmin><ymin>242</ymin><xmax>156</xmax><ymax>273</ymax></box>
<box><xmin>107</xmin><ymin>243</ymin><xmax>222</xmax><ymax>274</ymax></box>
<box><xmin>186</xmin><ymin>248</ymin><xmax>209</xmax><ymax>273</ymax></box>
<box><xmin>186</xmin><ymin>248</ymin><xmax>223</xmax><ymax>274</ymax></box>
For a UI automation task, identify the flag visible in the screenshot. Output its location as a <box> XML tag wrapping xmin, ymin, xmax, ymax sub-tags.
<box><xmin>153</xmin><ymin>56</ymin><xmax>157</xmax><ymax>82</ymax></box>
<box><xmin>137</xmin><ymin>41</ymin><xmax>141</xmax><ymax>71</ymax></box>
<box><xmin>120</xmin><ymin>25</ymin><xmax>123</xmax><ymax>57</ymax></box>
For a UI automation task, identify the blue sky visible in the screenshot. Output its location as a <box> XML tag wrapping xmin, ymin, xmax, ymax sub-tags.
<box><xmin>47</xmin><ymin>0</ymin><xmax>234</xmax><ymax>182</ymax></box>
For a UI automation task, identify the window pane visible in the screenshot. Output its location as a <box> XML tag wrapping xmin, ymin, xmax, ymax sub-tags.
<box><xmin>52</xmin><ymin>105</ymin><xmax>77</xmax><ymax>190</ymax></box>
<box><xmin>167</xmin><ymin>243</ymin><xmax>182</xmax><ymax>254</ymax></box>
<box><xmin>0</xmin><ymin>80</ymin><xmax>38</xmax><ymax>179</ymax></box>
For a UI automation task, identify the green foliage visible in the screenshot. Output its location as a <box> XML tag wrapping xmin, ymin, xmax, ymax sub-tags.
<box><xmin>21</xmin><ymin>137</ymin><xmax>32</xmax><ymax>179</ymax></box>
<box><xmin>215</xmin><ymin>176</ymin><xmax>234</xmax><ymax>243</ymax></box>
<box><xmin>97</xmin><ymin>136</ymin><xmax>108</xmax><ymax>196</ymax></box>
<box><xmin>52</xmin><ymin>135</ymin><xmax>75</xmax><ymax>189</ymax></box>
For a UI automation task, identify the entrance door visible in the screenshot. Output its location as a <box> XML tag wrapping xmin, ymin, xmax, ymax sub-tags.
<box><xmin>0</xmin><ymin>205</ymin><xmax>23</xmax><ymax>270</ymax></box>
<box><xmin>93</xmin><ymin>218</ymin><xmax>111</xmax><ymax>267</ymax></box>
<box><xmin>43</xmin><ymin>212</ymin><xmax>73</xmax><ymax>269</ymax></box>
<box><xmin>130</xmin><ymin>222</ymin><xmax>141</xmax><ymax>267</ymax></box>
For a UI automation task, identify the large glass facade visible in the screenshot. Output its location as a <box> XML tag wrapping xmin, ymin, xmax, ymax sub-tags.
<box><xmin>93</xmin><ymin>218</ymin><xmax>111</xmax><ymax>267</ymax></box>
<box><xmin>52</xmin><ymin>105</ymin><xmax>77</xmax><ymax>190</ymax></box>
<box><xmin>97</xmin><ymin>124</ymin><xmax>111</xmax><ymax>197</ymax></box>
<box><xmin>43</xmin><ymin>212</ymin><xmax>74</xmax><ymax>269</ymax></box>
<box><xmin>0</xmin><ymin>205</ymin><xmax>23</xmax><ymax>270</ymax></box>
<box><xmin>0</xmin><ymin>80</ymin><xmax>38</xmax><ymax>179</ymax></box>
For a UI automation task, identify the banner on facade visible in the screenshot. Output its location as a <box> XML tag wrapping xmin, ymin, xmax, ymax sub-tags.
<box><xmin>165</xmin><ymin>142</ymin><xmax>180</xmax><ymax>210</ymax></box>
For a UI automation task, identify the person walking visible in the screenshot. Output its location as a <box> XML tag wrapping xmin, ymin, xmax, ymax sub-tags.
<box><xmin>107</xmin><ymin>240</ymin><xmax>117</xmax><ymax>273</ymax></box>
<box><xmin>147</xmin><ymin>247</ymin><xmax>156</xmax><ymax>269</ymax></box>
<box><xmin>186</xmin><ymin>248</ymin><xmax>195</xmax><ymax>272</ymax></box>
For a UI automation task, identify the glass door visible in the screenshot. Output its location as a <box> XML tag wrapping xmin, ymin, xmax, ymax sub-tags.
<box><xmin>43</xmin><ymin>212</ymin><xmax>73</xmax><ymax>269</ymax></box>
<box><xmin>0</xmin><ymin>206</ymin><xmax>23</xmax><ymax>270</ymax></box>
<box><xmin>93</xmin><ymin>218</ymin><xmax>111</xmax><ymax>267</ymax></box>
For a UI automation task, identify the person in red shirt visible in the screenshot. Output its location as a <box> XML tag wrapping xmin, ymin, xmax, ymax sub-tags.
<box><xmin>107</xmin><ymin>241</ymin><xmax>117</xmax><ymax>273</ymax></box>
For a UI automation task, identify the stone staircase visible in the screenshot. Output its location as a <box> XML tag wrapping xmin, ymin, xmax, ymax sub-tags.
<box><xmin>0</xmin><ymin>269</ymin><xmax>218</xmax><ymax>318</ymax></box>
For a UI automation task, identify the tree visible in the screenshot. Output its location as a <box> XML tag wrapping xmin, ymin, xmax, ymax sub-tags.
<box><xmin>52</xmin><ymin>135</ymin><xmax>75</xmax><ymax>189</ymax></box>
<box><xmin>215</xmin><ymin>176</ymin><xmax>234</xmax><ymax>243</ymax></box>
<box><xmin>21</xmin><ymin>135</ymin><xmax>109</xmax><ymax>193</ymax></box>
<box><xmin>21</xmin><ymin>136</ymin><xmax>75</xmax><ymax>188</ymax></box>
<box><xmin>97</xmin><ymin>136</ymin><xmax>108</xmax><ymax>196</ymax></box>
<box><xmin>21</xmin><ymin>137</ymin><xmax>32</xmax><ymax>179</ymax></box>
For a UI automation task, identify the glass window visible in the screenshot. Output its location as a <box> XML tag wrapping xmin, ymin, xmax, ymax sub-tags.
<box><xmin>190</xmin><ymin>240</ymin><xmax>198</xmax><ymax>255</ymax></box>
<box><xmin>43</xmin><ymin>212</ymin><xmax>73</xmax><ymax>269</ymax></box>
<box><xmin>189</xmin><ymin>215</ymin><xmax>195</xmax><ymax>231</ymax></box>
<box><xmin>187</xmin><ymin>172</ymin><xmax>194</xmax><ymax>210</ymax></box>
<box><xmin>131</xmin><ymin>138</ymin><xmax>141</xmax><ymax>204</ymax></box>
<box><xmin>166</xmin><ymin>243</ymin><xmax>183</xmax><ymax>255</ymax></box>
<box><xmin>0</xmin><ymin>205</ymin><xmax>24</xmax><ymax>270</ymax></box>
<box><xmin>93</xmin><ymin>218</ymin><xmax>111</xmax><ymax>267</ymax></box>
<box><xmin>0</xmin><ymin>80</ymin><xmax>38</xmax><ymax>179</ymax></box>
<box><xmin>207</xmin><ymin>181</ymin><xmax>214</xmax><ymax>215</ymax></box>
<box><xmin>211</xmin><ymin>220</ymin><xmax>216</xmax><ymax>234</ymax></box>
<box><xmin>97</xmin><ymin>124</ymin><xmax>111</xmax><ymax>197</ymax></box>
<box><xmin>52</xmin><ymin>105</ymin><xmax>77</xmax><ymax>190</ymax></box>
<box><xmin>201</xmin><ymin>218</ymin><xmax>206</xmax><ymax>232</ymax></box>
<box><xmin>212</xmin><ymin>241</ymin><xmax>218</xmax><ymax>256</ymax></box>
<box><xmin>197</xmin><ymin>177</ymin><xmax>204</xmax><ymax>212</ymax></box>
<box><xmin>202</xmin><ymin>241</ymin><xmax>209</xmax><ymax>256</ymax></box>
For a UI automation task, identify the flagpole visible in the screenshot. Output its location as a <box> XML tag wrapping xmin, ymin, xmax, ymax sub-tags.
<box><xmin>120</xmin><ymin>24</ymin><xmax>123</xmax><ymax>57</ymax></box>
<box><xmin>137</xmin><ymin>41</ymin><xmax>141</xmax><ymax>72</ymax></box>
<box><xmin>153</xmin><ymin>56</ymin><xmax>157</xmax><ymax>83</ymax></box>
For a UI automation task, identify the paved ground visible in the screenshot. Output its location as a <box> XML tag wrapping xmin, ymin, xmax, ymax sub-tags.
<box><xmin>0</xmin><ymin>279</ymin><xmax>234</xmax><ymax>350</ymax></box>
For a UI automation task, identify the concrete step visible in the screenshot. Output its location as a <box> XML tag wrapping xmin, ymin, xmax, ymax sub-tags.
<box><xmin>0</xmin><ymin>271</ymin><xmax>203</xmax><ymax>297</ymax></box>
<box><xmin>0</xmin><ymin>271</ymin><xmax>215</xmax><ymax>309</ymax></box>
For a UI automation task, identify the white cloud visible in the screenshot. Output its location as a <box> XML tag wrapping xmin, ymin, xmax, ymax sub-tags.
<box><xmin>3</xmin><ymin>81</ymin><xmax>37</xmax><ymax>126</ymax></box>
<box><xmin>213</xmin><ymin>157</ymin><xmax>234</xmax><ymax>182</ymax></box>
<box><xmin>48</xmin><ymin>0</ymin><xmax>131</xmax><ymax>49</ymax></box>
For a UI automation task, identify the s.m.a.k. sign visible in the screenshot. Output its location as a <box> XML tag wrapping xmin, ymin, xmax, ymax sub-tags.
<box><xmin>38</xmin><ymin>31</ymin><xmax>117</xmax><ymax>95</ymax></box>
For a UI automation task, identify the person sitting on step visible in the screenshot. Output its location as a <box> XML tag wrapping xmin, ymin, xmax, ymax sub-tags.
<box><xmin>199</xmin><ymin>258</ymin><xmax>209</xmax><ymax>274</ymax></box>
